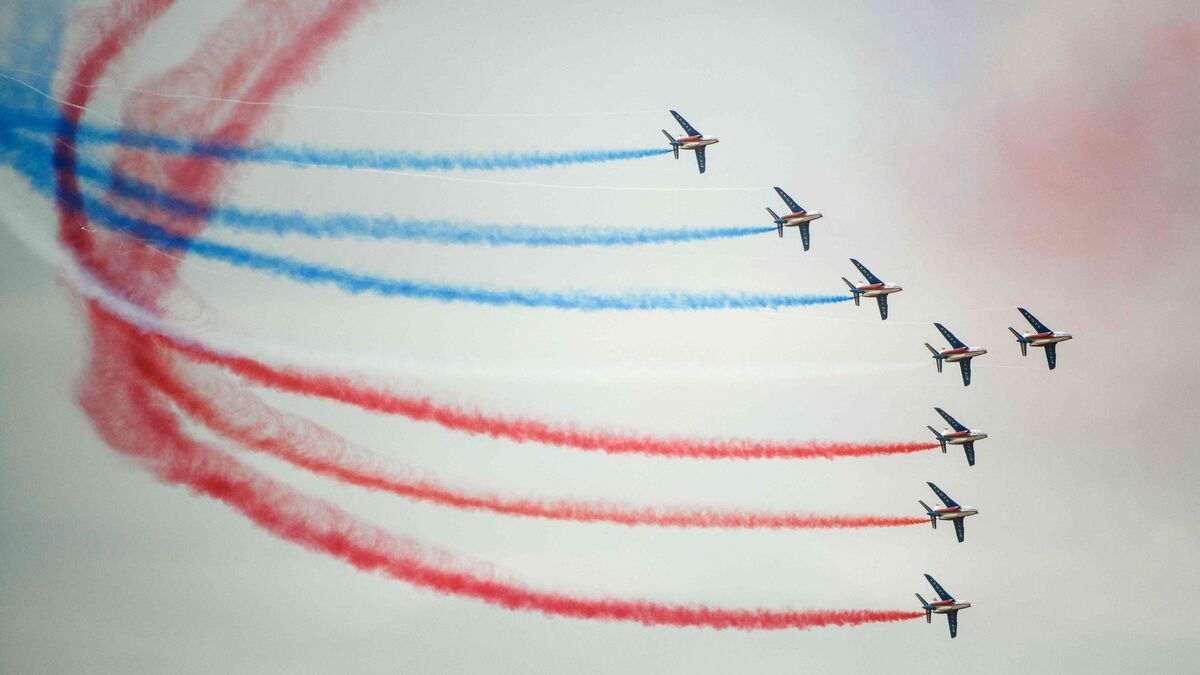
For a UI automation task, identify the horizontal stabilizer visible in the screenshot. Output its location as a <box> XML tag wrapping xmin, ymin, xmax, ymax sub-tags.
<box><xmin>926</xmin><ymin>426</ymin><xmax>947</xmax><ymax>453</ymax></box>
<box><xmin>661</xmin><ymin>130</ymin><xmax>679</xmax><ymax>159</ymax></box>
<box><xmin>925</xmin><ymin>344</ymin><xmax>943</xmax><ymax>373</ymax></box>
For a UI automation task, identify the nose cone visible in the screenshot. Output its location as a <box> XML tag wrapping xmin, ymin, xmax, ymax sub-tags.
<box><xmin>978</xmin><ymin>348</ymin><xmax>988</xmax><ymax>356</ymax></box>
<box><xmin>1062</xmin><ymin>333</ymin><xmax>1074</xmax><ymax>341</ymax></box>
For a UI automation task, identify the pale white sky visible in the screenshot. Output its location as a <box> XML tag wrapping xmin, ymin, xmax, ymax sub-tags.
<box><xmin>2</xmin><ymin>1</ymin><xmax>1198</xmax><ymax>672</ymax></box>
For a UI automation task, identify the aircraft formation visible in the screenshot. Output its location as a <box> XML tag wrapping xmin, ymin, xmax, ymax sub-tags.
<box><xmin>665</xmin><ymin>111</ymin><xmax>1077</xmax><ymax>638</ymax></box>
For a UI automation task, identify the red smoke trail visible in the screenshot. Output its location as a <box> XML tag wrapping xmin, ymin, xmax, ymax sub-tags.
<box><xmin>139</xmin><ymin>343</ymin><xmax>926</xmax><ymax>530</ymax></box>
<box><xmin>48</xmin><ymin>0</ymin><xmax>923</xmax><ymax>630</ymax></box>
<box><xmin>148</xmin><ymin>326</ymin><xmax>937</xmax><ymax>460</ymax></box>
<box><xmin>84</xmin><ymin>303</ymin><xmax>923</xmax><ymax>630</ymax></box>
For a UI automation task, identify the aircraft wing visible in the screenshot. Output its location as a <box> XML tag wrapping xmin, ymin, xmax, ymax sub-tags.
<box><xmin>773</xmin><ymin>187</ymin><xmax>804</xmax><ymax>213</ymax></box>
<box><xmin>670</xmin><ymin>110</ymin><xmax>700</xmax><ymax>136</ymax></box>
<box><xmin>1045</xmin><ymin>343</ymin><xmax>1057</xmax><ymax>370</ymax></box>
<box><xmin>927</xmin><ymin>482</ymin><xmax>960</xmax><ymax>509</ymax></box>
<box><xmin>925</xmin><ymin>574</ymin><xmax>954</xmax><ymax>601</ymax></box>
<box><xmin>850</xmin><ymin>258</ymin><xmax>882</xmax><ymax>284</ymax></box>
<box><xmin>947</xmin><ymin>610</ymin><xmax>959</xmax><ymax>638</ymax></box>
<box><xmin>1018</xmin><ymin>307</ymin><xmax>1051</xmax><ymax>333</ymax></box>
<box><xmin>953</xmin><ymin>518</ymin><xmax>965</xmax><ymax>543</ymax></box>
<box><xmin>799</xmin><ymin>222</ymin><xmax>810</xmax><ymax>251</ymax></box>
<box><xmin>963</xmin><ymin>441</ymin><xmax>976</xmax><ymax>467</ymax></box>
<box><xmin>959</xmin><ymin>359</ymin><xmax>972</xmax><ymax>387</ymax></box>
<box><xmin>934</xmin><ymin>407</ymin><xmax>968</xmax><ymax>432</ymax></box>
<box><xmin>934</xmin><ymin>323</ymin><xmax>966</xmax><ymax>349</ymax></box>
<box><xmin>695</xmin><ymin>146</ymin><xmax>706</xmax><ymax>174</ymax></box>
<box><xmin>876</xmin><ymin>295</ymin><xmax>888</xmax><ymax>320</ymax></box>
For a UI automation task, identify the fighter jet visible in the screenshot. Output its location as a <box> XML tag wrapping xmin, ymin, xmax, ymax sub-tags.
<box><xmin>919</xmin><ymin>482</ymin><xmax>978</xmax><ymax>543</ymax></box>
<box><xmin>766</xmin><ymin>186</ymin><xmax>823</xmax><ymax>250</ymax></box>
<box><xmin>662</xmin><ymin>110</ymin><xmax>718</xmax><ymax>174</ymax></box>
<box><xmin>841</xmin><ymin>258</ymin><xmax>902</xmax><ymax>320</ymax></box>
<box><xmin>1009</xmin><ymin>307</ymin><xmax>1072</xmax><ymax>370</ymax></box>
<box><xmin>925</xmin><ymin>323</ymin><xmax>987</xmax><ymax>386</ymax></box>
<box><xmin>926</xmin><ymin>407</ymin><xmax>988</xmax><ymax>466</ymax></box>
<box><xmin>916</xmin><ymin>574</ymin><xmax>971</xmax><ymax>638</ymax></box>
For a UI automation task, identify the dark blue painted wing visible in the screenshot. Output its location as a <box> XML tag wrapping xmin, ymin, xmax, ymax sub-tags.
<box><xmin>935</xmin><ymin>323</ymin><xmax>966</xmax><ymax>349</ymax></box>
<box><xmin>850</xmin><ymin>258</ymin><xmax>882</xmax><ymax>284</ymax></box>
<box><xmin>1045</xmin><ymin>343</ymin><xmax>1057</xmax><ymax>370</ymax></box>
<box><xmin>1019</xmin><ymin>307</ymin><xmax>1051</xmax><ymax>333</ymax></box>
<box><xmin>964</xmin><ymin>441</ymin><xmax>976</xmax><ymax>466</ymax></box>
<box><xmin>695</xmin><ymin>146</ymin><xmax>706</xmax><ymax>174</ymax></box>
<box><xmin>799</xmin><ymin>222</ymin><xmax>810</xmax><ymax>251</ymax></box>
<box><xmin>877</xmin><ymin>295</ymin><xmax>888</xmax><ymax>320</ymax></box>
<box><xmin>959</xmin><ymin>359</ymin><xmax>972</xmax><ymax>387</ymax></box>
<box><xmin>954</xmin><ymin>518</ymin><xmax>965</xmax><ymax>543</ymax></box>
<box><xmin>934</xmin><ymin>407</ymin><xmax>967</xmax><ymax>432</ymax></box>
<box><xmin>927</xmin><ymin>482</ymin><xmax>960</xmax><ymax>508</ymax></box>
<box><xmin>947</xmin><ymin>610</ymin><xmax>959</xmax><ymax>638</ymax></box>
<box><xmin>670</xmin><ymin>110</ymin><xmax>699</xmax><ymax>136</ymax></box>
<box><xmin>774</xmin><ymin>186</ymin><xmax>804</xmax><ymax>213</ymax></box>
<box><xmin>925</xmin><ymin>574</ymin><xmax>954</xmax><ymax>601</ymax></box>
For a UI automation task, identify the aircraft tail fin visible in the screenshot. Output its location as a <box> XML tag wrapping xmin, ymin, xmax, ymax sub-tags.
<box><xmin>841</xmin><ymin>278</ymin><xmax>860</xmax><ymax>305</ymax></box>
<box><xmin>661</xmin><ymin>130</ymin><xmax>679</xmax><ymax>159</ymax></box>
<box><xmin>766</xmin><ymin>208</ymin><xmax>782</xmax><ymax>237</ymax></box>
<box><xmin>925</xmin><ymin>343</ymin><xmax>943</xmax><ymax>373</ymax></box>
<box><xmin>1008</xmin><ymin>326</ymin><xmax>1028</xmax><ymax>356</ymax></box>
<box><xmin>927</xmin><ymin>426</ymin><xmax>947</xmax><ymax>453</ymax></box>
<box><xmin>919</xmin><ymin>500</ymin><xmax>936</xmax><ymax>527</ymax></box>
<box><xmin>915</xmin><ymin>594</ymin><xmax>932</xmax><ymax>622</ymax></box>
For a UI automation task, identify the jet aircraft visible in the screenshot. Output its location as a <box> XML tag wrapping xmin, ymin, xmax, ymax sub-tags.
<box><xmin>916</xmin><ymin>574</ymin><xmax>971</xmax><ymax>638</ymax></box>
<box><xmin>919</xmin><ymin>482</ymin><xmax>978</xmax><ymax>543</ymax></box>
<box><xmin>841</xmin><ymin>258</ymin><xmax>901</xmax><ymax>320</ymax></box>
<box><xmin>1009</xmin><ymin>307</ymin><xmax>1072</xmax><ymax>370</ymax></box>
<box><xmin>926</xmin><ymin>407</ymin><xmax>987</xmax><ymax>466</ymax></box>
<box><xmin>925</xmin><ymin>323</ymin><xmax>987</xmax><ymax>386</ymax></box>
<box><xmin>766</xmin><ymin>186</ymin><xmax>823</xmax><ymax>250</ymax></box>
<box><xmin>662</xmin><ymin>110</ymin><xmax>718</xmax><ymax>174</ymax></box>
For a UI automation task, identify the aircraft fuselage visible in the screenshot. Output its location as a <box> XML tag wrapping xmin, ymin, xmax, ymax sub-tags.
<box><xmin>1022</xmin><ymin>331</ymin><xmax>1073</xmax><ymax>347</ymax></box>
<box><xmin>931</xmin><ymin>506</ymin><xmax>979</xmax><ymax>521</ymax></box>
<box><xmin>854</xmin><ymin>282</ymin><xmax>902</xmax><ymax>297</ymax></box>
<box><xmin>674</xmin><ymin>134</ymin><xmax>719</xmax><ymax>150</ymax></box>
<box><xmin>940</xmin><ymin>346</ymin><xmax>987</xmax><ymax>362</ymax></box>
<box><xmin>781</xmin><ymin>211</ymin><xmax>823</xmax><ymax>225</ymax></box>
<box><xmin>929</xmin><ymin>599</ymin><xmax>972</xmax><ymax>613</ymax></box>
<box><xmin>942</xmin><ymin>428</ymin><xmax>987</xmax><ymax>445</ymax></box>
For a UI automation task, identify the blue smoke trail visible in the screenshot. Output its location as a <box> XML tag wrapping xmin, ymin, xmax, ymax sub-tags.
<box><xmin>1</xmin><ymin>127</ymin><xmax>845</xmax><ymax>311</ymax></box>
<box><xmin>0</xmin><ymin>105</ymin><xmax>670</xmax><ymax>172</ymax></box>
<box><xmin>99</xmin><ymin>163</ymin><xmax>774</xmax><ymax>246</ymax></box>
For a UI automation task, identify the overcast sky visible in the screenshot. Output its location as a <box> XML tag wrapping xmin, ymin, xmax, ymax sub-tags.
<box><xmin>2</xmin><ymin>1</ymin><xmax>1199</xmax><ymax>672</ymax></box>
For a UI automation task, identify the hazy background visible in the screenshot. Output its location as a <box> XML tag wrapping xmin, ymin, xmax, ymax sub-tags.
<box><xmin>2</xmin><ymin>1</ymin><xmax>1198</xmax><ymax>672</ymax></box>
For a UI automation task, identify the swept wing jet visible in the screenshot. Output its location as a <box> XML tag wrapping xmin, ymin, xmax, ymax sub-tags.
<box><xmin>926</xmin><ymin>407</ymin><xmax>987</xmax><ymax>466</ymax></box>
<box><xmin>925</xmin><ymin>323</ymin><xmax>987</xmax><ymax>386</ymax></box>
<box><xmin>1009</xmin><ymin>307</ymin><xmax>1072</xmax><ymax>370</ymax></box>
<box><xmin>662</xmin><ymin>110</ymin><xmax>718</xmax><ymax>174</ymax></box>
<box><xmin>916</xmin><ymin>574</ymin><xmax>971</xmax><ymax>638</ymax></box>
<box><xmin>841</xmin><ymin>258</ymin><xmax>902</xmax><ymax>320</ymax></box>
<box><xmin>766</xmin><ymin>186</ymin><xmax>823</xmax><ymax>250</ymax></box>
<box><xmin>919</xmin><ymin>482</ymin><xmax>978</xmax><ymax>543</ymax></box>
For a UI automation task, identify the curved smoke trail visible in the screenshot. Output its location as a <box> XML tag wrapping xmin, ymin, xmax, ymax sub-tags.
<box><xmin>30</xmin><ymin>0</ymin><xmax>922</xmax><ymax>632</ymax></box>
<box><xmin>4</xmin><ymin>105</ymin><xmax>671</xmax><ymax>171</ymax></box>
